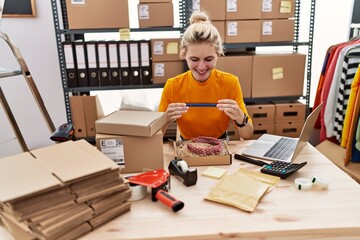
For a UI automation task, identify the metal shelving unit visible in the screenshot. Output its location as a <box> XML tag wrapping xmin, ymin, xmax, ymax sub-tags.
<box><xmin>51</xmin><ymin>0</ymin><xmax>315</xmax><ymax>122</ymax></box>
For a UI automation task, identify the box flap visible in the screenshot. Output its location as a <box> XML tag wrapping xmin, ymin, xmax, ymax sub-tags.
<box><xmin>30</xmin><ymin>140</ymin><xmax>114</xmax><ymax>184</ymax></box>
<box><xmin>95</xmin><ymin>110</ymin><xmax>167</xmax><ymax>137</ymax></box>
<box><xmin>0</xmin><ymin>152</ymin><xmax>62</xmax><ymax>203</ymax></box>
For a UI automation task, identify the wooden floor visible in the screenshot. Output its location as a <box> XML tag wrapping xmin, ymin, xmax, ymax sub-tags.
<box><xmin>316</xmin><ymin>140</ymin><xmax>360</xmax><ymax>183</ymax></box>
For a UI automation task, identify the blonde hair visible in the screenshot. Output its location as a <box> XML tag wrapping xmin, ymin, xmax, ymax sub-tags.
<box><xmin>180</xmin><ymin>11</ymin><xmax>224</xmax><ymax>59</ymax></box>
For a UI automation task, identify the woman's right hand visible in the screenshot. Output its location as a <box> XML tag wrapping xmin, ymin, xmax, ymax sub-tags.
<box><xmin>166</xmin><ymin>103</ymin><xmax>188</xmax><ymax>123</ymax></box>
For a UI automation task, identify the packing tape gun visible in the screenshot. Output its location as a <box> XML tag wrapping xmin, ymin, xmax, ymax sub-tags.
<box><xmin>168</xmin><ymin>159</ymin><xmax>197</xmax><ymax>187</ymax></box>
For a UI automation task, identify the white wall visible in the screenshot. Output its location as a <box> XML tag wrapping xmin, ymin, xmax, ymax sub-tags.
<box><xmin>0</xmin><ymin>0</ymin><xmax>355</xmax><ymax>157</ymax></box>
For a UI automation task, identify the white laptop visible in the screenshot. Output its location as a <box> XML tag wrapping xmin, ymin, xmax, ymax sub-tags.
<box><xmin>242</xmin><ymin>102</ymin><xmax>323</xmax><ymax>162</ymax></box>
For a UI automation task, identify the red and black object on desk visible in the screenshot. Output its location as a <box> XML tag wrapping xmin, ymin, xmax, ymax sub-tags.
<box><xmin>50</xmin><ymin>123</ymin><xmax>76</xmax><ymax>142</ymax></box>
<box><xmin>127</xmin><ymin>169</ymin><xmax>185</xmax><ymax>212</ymax></box>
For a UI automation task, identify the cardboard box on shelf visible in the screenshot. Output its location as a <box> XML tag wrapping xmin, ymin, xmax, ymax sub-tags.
<box><xmin>225</xmin><ymin>20</ymin><xmax>261</xmax><ymax>43</ymax></box>
<box><xmin>261</xmin><ymin>0</ymin><xmax>295</xmax><ymax>19</ymax></box>
<box><xmin>247</xmin><ymin>103</ymin><xmax>275</xmax><ymax>122</ymax></box>
<box><xmin>212</xmin><ymin>21</ymin><xmax>226</xmax><ymax>43</ymax></box>
<box><xmin>216</xmin><ymin>54</ymin><xmax>253</xmax><ymax>98</ymax></box>
<box><xmin>251</xmin><ymin>53</ymin><xmax>306</xmax><ymax>97</ymax></box>
<box><xmin>65</xmin><ymin>0</ymin><xmax>129</xmax><ymax>29</ymax></box>
<box><xmin>275</xmin><ymin>119</ymin><xmax>304</xmax><ymax>137</ymax></box>
<box><xmin>194</xmin><ymin>0</ymin><xmax>226</xmax><ymax>20</ymax></box>
<box><xmin>96</xmin><ymin>131</ymin><xmax>164</xmax><ymax>174</ymax></box>
<box><xmin>261</xmin><ymin>19</ymin><xmax>295</xmax><ymax>42</ymax></box>
<box><xmin>252</xmin><ymin>122</ymin><xmax>275</xmax><ymax>139</ymax></box>
<box><xmin>226</xmin><ymin>0</ymin><xmax>262</xmax><ymax>20</ymax></box>
<box><xmin>69</xmin><ymin>96</ymin><xmax>87</xmax><ymax>138</ymax></box>
<box><xmin>174</xmin><ymin>141</ymin><xmax>232</xmax><ymax>167</ymax></box>
<box><xmin>273</xmin><ymin>101</ymin><xmax>306</xmax><ymax>121</ymax></box>
<box><xmin>152</xmin><ymin>61</ymin><xmax>185</xmax><ymax>84</ymax></box>
<box><xmin>151</xmin><ymin>38</ymin><xmax>181</xmax><ymax>62</ymax></box>
<box><xmin>140</xmin><ymin>0</ymin><xmax>172</xmax><ymax>2</ymax></box>
<box><xmin>138</xmin><ymin>3</ymin><xmax>174</xmax><ymax>28</ymax></box>
<box><xmin>95</xmin><ymin>110</ymin><xmax>167</xmax><ymax>137</ymax></box>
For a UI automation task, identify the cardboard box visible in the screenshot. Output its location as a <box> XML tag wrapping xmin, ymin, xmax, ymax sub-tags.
<box><xmin>227</xmin><ymin>123</ymin><xmax>240</xmax><ymax>141</ymax></box>
<box><xmin>95</xmin><ymin>110</ymin><xmax>167</xmax><ymax>137</ymax></box>
<box><xmin>226</xmin><ymin>20</ymin><xmax>261</xmax><ymax>43</ymax></box>
<box><xmin>251</xmin><ymin>53</ymin><xmax>306</xmax><ymax>97</ymax></box>
<box><xmin>69</xmin><ymin>96</ymin><xmax>87</xmax><ymax>138</ymax></box>
<box><xmin>261</xmin><ymin>19</ymin><xmax>294</xmax><ymax>42</ymax></box>
<box><xmin>151</xmin><ymin>38</ymin><xmax>182</xmax><ymax>62</ymax></box>
<box><xmin>252</xmin><ymin>122</ymin><xmax>275</xmax><ymax>139</ymax></box>
<box><xmin>261</xmin><ymin>0</ymin><xmax>295</xmax><ymax>19</ymax></box>
<box><xmin>247</xmin><ymin>103</ymin><xmax>275</xmax><ymax>122</ymax></box>
<box><xmin>275</xmin><ymin>119</ymin><xmax>304</xmax><ymax>137</ymax></box>
<box><xmin>273</xmin><ymin>101</ymin><xmax>306</xmax><ymax>121</ymax></box>
<box><xmin>216</xmin><ymin>54</ymin><xmax>252</xmax><ymax>98</ymax></box>
<box><xmin>138</xmin><ymin>3</ymin><xmax>174</xmax><ymax>28</ymax></box>
<box><xmin>152</xmin><ymin>61</ymin><xmax>185</xmax><ymax>84</ymax></box>
<box><xmin>140</xmin><ymin>0</ymin><xmax>172</xmax><ymax>2</ymax></box>
<box><xmin>96</xmin><ymin>131</ymin><xmax>164</xmax><ymax>173</ymax></box>
<box><xmin>226</xmin><ymin>0</ymin><xmax>262</xmax><ymax>20</ymax></box>
<box><xmin>174</xmin><ymin>141</ymin><xmax>232</xmax><ymax>166</ymax></box>
<box><xmin>194</xmin><ymin>0</ymin><xmax>226</xmax><ymax>20</ymax></box>
<box><xmin>212</xmin><ymin>21</ymin><xmax>226</xmax><ymax>42</ymax></box>
<box><xmin>65</xmin><ymin>0</ymin><xmax>129</xmax><ymax>29</ymax></box>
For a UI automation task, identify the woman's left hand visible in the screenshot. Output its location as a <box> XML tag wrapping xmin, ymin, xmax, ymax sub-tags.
<box><xmin>217</xmin><ymin>99</ymin><xmax>244</xmax><ymax>123</ymax></box>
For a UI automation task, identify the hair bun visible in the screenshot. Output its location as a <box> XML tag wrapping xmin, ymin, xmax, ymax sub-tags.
<box><xmin>189</xmin><ymin>11</ymin><xmax>209</xmax><ymax>25</ymax></box>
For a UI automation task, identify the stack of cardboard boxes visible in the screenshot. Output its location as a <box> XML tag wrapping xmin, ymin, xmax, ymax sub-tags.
<box><xmin>0</xmin><ymin>140</ymin><xmax>131</xmax><ymax>240</ymax></box>
<box><xmin>95</xmin><ymin>110</ymin><xmax>167</xmax><ymax>173</ymax></box>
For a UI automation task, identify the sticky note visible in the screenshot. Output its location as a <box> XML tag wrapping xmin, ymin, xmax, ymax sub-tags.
<box><xmin>280</xmin><ymin>1</ymin><xmax>292</xmax><ymax>13</ymax></box>
<box><xmin>166</xmin><ymin>42</ymin><xmax>178</xmax><ymax>54</ymax></box>
<box><xmin>119</xmin><ymin>28</ymin><xmax>130</xmax><ymax>40</ymax></box>
<box><xmin>202</xmin><ymin>167</ymin><xmax>227</xmax><ymax>179</ymax></box>
<box><xmin>272</xmin><ymin>67</ymin><xmax>284</xmax><ymax>80</ymax></box>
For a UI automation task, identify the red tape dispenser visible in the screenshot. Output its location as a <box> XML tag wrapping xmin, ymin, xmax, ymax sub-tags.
<box><xmin>127</xmin><ymin>169</ymin><xmax>184</xmax><ymax>212</ymax></box>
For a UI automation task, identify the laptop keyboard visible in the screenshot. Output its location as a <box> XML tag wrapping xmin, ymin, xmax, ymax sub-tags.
<box><xmin>264</xmin><ymin>137</ymin><xmax>297</xmax><ymax>160</ymax></box>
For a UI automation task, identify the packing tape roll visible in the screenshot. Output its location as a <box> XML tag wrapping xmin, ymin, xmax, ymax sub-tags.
<box><xmin>312</xmin><ymin>176</ymin><xmax>329</xmax><ymax>189</ymax></box>
<box><xmin>128</xmin><ymin>182</ymin><xmax>148</xmax><ymax>202</ymax></box>
<box><xmin>177</xmin><ymin>160</ymin><xmax>189</xmax><ymax>173</ymax></box>
<box><xmin>295</xmin><ymin>178</ymin><xmax>313</xmax><ymax>190</ymax></box>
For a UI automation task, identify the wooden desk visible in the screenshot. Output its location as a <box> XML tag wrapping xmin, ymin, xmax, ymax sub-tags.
<box><xmin>76</xmin><ymin>141</ymin><xmax>360</xmax><ymax>240</ymax></box>
<box><xmin>2</xmin><ymin>141</ymin><xmax>360</xmax><ymax>239</ymax></box>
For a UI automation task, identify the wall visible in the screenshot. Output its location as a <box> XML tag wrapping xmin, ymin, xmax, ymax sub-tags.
<box><xmin>0</xmin><ymin>0</ymin><xmax>355</xmax><ymax>157</ymax></box>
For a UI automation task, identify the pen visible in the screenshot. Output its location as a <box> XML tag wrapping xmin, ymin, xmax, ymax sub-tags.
<box><xmin>186</xmin><ymin>103</ymin><xmax>217</xmax><ymax>107</ymax></box>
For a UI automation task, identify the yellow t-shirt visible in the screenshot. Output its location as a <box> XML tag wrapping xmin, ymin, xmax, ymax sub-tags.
<box><xmin>158</xmin><ymin>69</ymin><xmax>251</xmax><ymax>139</ymax></box>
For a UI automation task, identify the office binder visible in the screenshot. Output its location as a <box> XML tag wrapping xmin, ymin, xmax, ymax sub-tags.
<box><xmin>129</xmin><ymin>41</ymin><xmax>141</xmax><ymax>85</ymax></box>
<box><xmin>97</xmin><ymin>41</ymin><xmax>110</xmax><ymax>86</ymax></box>
<box><xmin>74</xmin><ymin>40</ymin><xmax>89</xmax><ymax>87</ymax></box>
<box><xmin>118</xmin><ymin>41</ymin><xmax>131</xmax><ymax>86</ymax></box>
<box><xmin>139</xmin><ymin>40</ymin><xmax>152</xmax><ymax>85</ymax></box>
<box><xmin>86</xmin><ymin>41</ymin><xmax>99</xmax><ymax>87</ymax></box>
<box><xmin>62</xmin><ymin>41</ymin><xmax>78</xmax><ymax>88</ymax></box>
<box><xmin>107</xmin><ymin>40</ymin><xmax>120</xmax><ymax>86</ymax></box>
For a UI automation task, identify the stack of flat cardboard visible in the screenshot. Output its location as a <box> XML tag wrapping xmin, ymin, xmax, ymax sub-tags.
<box><xmin>0</xmin><ymin>140</ymin><xmax>131</xmax><ymax>240</ymax></box>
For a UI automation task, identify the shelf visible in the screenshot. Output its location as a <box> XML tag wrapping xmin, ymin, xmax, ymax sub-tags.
<box><xmin>65</xmin><ymin>84</ymin><xmax>165</xmax><ymax>92</ymax></box>
<box><xmin>60</xmin><ymin>27</ymin><xmax>182</xmax><ymax>35</ymax></box>
<box><xmin>224</xmin><ymin>41</ymin><xmax>310</xmax><ymax>49</ymax></box>
<box><xmin>0</xmin><ymin>67</ymin><xmax>21</xmax><ymax>78</ymax></box>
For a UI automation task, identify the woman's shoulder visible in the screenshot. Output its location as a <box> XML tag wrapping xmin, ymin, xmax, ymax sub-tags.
<box><xmin>214</xmin><ymin>69</ymin><xmax>238</xmax><ymax>81</ymax></box>
<box><xmin>166</xmin><ymin>71</ymin><xmax>189</xmax><ymax>84</ymax></box>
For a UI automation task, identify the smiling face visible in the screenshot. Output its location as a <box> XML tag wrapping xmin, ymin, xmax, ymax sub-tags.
<box><xmin>185</xmin><ymin>43</ymin><xmax>218</xmax><ymax>82</ymax></box>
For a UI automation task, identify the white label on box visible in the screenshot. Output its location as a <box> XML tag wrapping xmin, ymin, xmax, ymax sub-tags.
<box><xmin>155</xmin><ymin>63</ymin><xmax>165</xmax><ymax>77</ymax></box>
<box><xmin>262</xmin><ymin>21</ymin><xmax>273</xmax><ymax>35</ymax></box>
<box><xmin>192</xmin><ymin>0</ymin><xmax>200</xmax><ymax>12</ymax></box>
<box><xmin>139</xmin><ymin>5</ymin><xmax>150</xmax><ymax>20</ymax></box>
<box><xmin>227</xmin><ymin>22</ymin><xmax>238</xmax><ymax>36</ymax></box>
<box><xmin>262</xmin><ymin>0</ymin><xmax>272</xmax><ymax>12</ymax></box>
<box><xmin>227</xmin><ymin>0</ymin><xmax>237</xmax><ymax>12</ymax></box>
<box><xmin>100</xmin><ymin>139</ymin><xmax>125</xmax><ymax>167</ymax></box>
<box><xmin>71</xmin><ymin>0</ymin><xmax>85</xmax><ymax>4</ymax></box>
<box><xmin>154</xmin><ymin>41</ymin><xmax>164</xmax><ymax>55</ymax></box>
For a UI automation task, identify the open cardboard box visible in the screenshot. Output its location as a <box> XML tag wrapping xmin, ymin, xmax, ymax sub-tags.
<box><xmin>173</xmin><ymin>140</ymin><xmax>232</xmax><ymax>166</ymax></box>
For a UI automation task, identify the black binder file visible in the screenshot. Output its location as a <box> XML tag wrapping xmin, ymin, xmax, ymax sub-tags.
<box><xmin>63</xmin><ymin>42</ymin><xmax>78</xmax><ymax>88</ymax></box>
<box><xmin>140</xmin><ymin>40</ymin><xmax>152</xmax><ymax>85</ymax></box>
<box><xmin>107</xmin><ymin>41</ymin><xmax>120</xmax><ymax>86</ymax></box>
<box><xmin>129</xmin><ymin>41</ymin><xmax>141</xmax><ymax>85</ymax></box>
<box><xmin>86</xmin><ymin>41</ymin><xmax>99</xmax><ymax>87</ymax></box>
<box><xmin>74</xmin><ymin>41</ymin><xmax>88</xmax><ymax>87</ymax></box>
<box><xmin>118</xmin><ymin>41</ymin><xmax>131</xmax><ymax>86</ymax></box>
<box><xmin>97</xmin><ymin>41</ymin><xmax>110</xmax><ymax>86</ymax></box>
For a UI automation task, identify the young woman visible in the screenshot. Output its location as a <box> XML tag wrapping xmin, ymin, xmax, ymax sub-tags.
<box><xmin>158</xmin><ymin>11</ymin><xmax>253</xmax><ymax>140</ymax></box>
